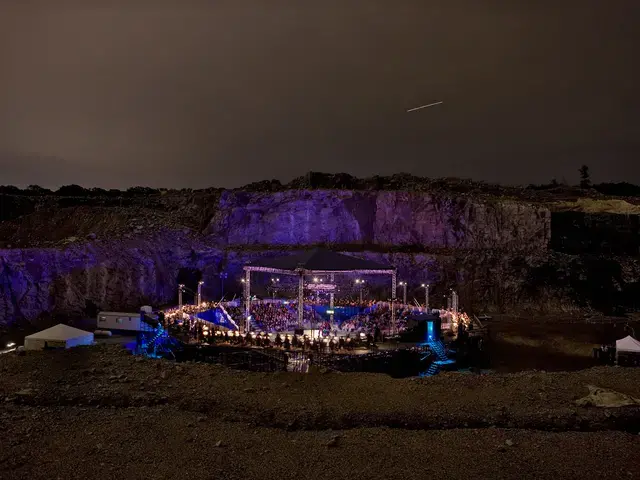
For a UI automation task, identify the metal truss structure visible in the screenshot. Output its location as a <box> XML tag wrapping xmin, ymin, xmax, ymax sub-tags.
<box><xmin>242</xmin><ymin>264</ymin><xmax>398</xmax><ymax>334</ymax></box>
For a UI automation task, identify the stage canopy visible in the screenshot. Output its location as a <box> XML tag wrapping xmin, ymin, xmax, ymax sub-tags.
<box><xmin>246</xmin><ymin>247</ymin><xmax>394</xmax><ymax>273</ymax></box>
<box><xmin>242</xmin><ymin>247</ymin><xmax>397</xmax><ymax>333</ymax></box>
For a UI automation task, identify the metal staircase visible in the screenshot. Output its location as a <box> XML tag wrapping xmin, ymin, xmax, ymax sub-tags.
<box><xmin>419</xmin><ymin>340</ymin><xmax>455</xmax><ymax>377</ymax></box>
<box><xmin>247</xmin><ymin>314</ymin><xmax>260</xmax><ymax>331</ymax></box>
<box><xmin>136</xmin><ymin>314</ymin><xmax>182</xmax><ymax>359</ymax></box>
<box><xmin>423</xmin><ymin>363</ymin><xmax>440</xmax><ymax>376</ymax></box>
<box><xmin>420</xmin><ymin>350</ymin><xmax>433</xmax><ymax>362</ymax></box>
<box><xmin>428</xmin><ymin>340</ymin><xmax>448</xmax><ymax>360</ymax></box>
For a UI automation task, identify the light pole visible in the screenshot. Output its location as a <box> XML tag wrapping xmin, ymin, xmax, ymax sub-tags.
<box><xmin>398</xmin><ymin>281</ymin><xmax>407</xmax><ymax>306</ymax></box>
<box><xmin>270</xmin><ymin>277</ymin><xmax>280</xmax><ymax>299</ymax></box>
<box><xmin>313</xmin><ymin>277</ymin><xmax>320</xmax><ymax>305</ymax></box>
<box><xmin>178</xmin><ymin>284</ymin><xmax>185</xmax><ymax>312</ymax></box>
<box><xmin>197</xmin><ymin>280</ymin><xmax>204</xmax><ymax>307</ymax></box>
<box><xmin>219</xmin><ymin>272</ymin><xmax>228</xmax><ymax>297</ymax></box>
<box><xmin>355</xmin><ymin>279</ymin><xmax>365</xmax><ymax>304</ymax></box>
<box><xmin>329</xmin><ymin>273</ymin><xmax>335</xmax><ymax>324</ymax></box>
<box><xmin>421</xmin><ymin>283</ymin><xmax>430</xmax><ymax>311</ymax></box>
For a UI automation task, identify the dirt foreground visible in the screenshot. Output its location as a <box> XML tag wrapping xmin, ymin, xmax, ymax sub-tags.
<box><xmin>1</xmin><ymin>345</ymin><xmax>640</xmax><ymax>480</ymax></box>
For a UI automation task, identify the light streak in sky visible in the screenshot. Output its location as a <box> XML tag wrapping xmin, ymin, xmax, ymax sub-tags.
<box><xmin>407</xmin><ymin>101</ymin><xmax>443</xmax><ymax>112</ymax></box>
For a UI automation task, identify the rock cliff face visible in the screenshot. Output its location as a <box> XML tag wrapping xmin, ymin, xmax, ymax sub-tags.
<box><xmin>0</xmin><ymin>232</ymin><xmax>206</xmax><ymax>325</ymax></box>
<box><xmin>208</xmin><ymin>190</ymin><xmax>550</xmax><ymax>250</ymax></box>
<box><xmin>551</xmin><ymin>212</ymin><xmax>640</xmax><ymax>256</ymax></box>
<box><xmin>0</xmin><ymin>183</ymin><xmax>638</xmax><ymax>328</ymax></box>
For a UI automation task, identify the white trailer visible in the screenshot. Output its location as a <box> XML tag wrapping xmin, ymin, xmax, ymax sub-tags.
<box><xmin>97</xmin><ymin>311</ymin><xmax>144</xmax><ymax>332</ymax></box>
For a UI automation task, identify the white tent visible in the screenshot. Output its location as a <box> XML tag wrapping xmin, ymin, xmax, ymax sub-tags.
<box><xmin>615</xmin><ymin>335</ymin><xmax>640</xmax><ymax>362</ymax></box>
<box><xmin>616</xmin><ymin>335</ymin><xmax>640</xmax><ymax>354</ymax></box>
<box><xmin>24</xmin><ymin>324</ymin><xmax>94</xmax><ymax>351</ymax></box>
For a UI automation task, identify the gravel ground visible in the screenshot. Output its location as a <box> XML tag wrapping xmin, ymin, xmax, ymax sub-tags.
<box><xmin>1</xmin><ymin>345</ymin><xmax>640</xmax><ymax>479</ymax></box>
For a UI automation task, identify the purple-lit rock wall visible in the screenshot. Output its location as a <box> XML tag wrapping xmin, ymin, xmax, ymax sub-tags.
<box><xmin>0</xmin><ymin>232</ymin><xmax>218</xmax><ymax>326</ymax></box>
<box><xmin>4</xmin><ymin>239</ymin><xmax>640</xmax><ymax>328</ymax></box>
<box><xmin>207</xmin><ymin>190</ymin><xmax>550</xmax><ymax>250</ymax></box>
<box><xmin>219</xmin><ymin>248</ymin><xmax>581</xmax><ymax>314</ymax></box>
<box><xmin>10</xmin><ymin>188</ymin><xmax>636</xmax><ymax>329</ymax></box>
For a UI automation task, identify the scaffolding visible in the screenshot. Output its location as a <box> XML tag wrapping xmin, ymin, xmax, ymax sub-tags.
<box><xmin>241</xmin><ymin>248</ymin><xmax>397</xmax><ymax>334</ymax></box>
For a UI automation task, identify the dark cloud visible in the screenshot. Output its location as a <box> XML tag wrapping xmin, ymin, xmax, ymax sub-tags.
<box><xmin>1</xmin><ymin>0</ymin><xmax>638</xmax><ymax>188</ymax></box>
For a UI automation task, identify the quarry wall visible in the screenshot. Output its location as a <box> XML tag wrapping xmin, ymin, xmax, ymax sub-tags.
<box><xmin>551</xmin><ymin>212</ymin><xmax>640</xmax><ymax>256</ymax></box>
<box><xmin>0</xmin><ymin>242</ymin><xmax>575</xmax><ymax>326</ymax></box>
<box><xmin>1</xmin><ymin>188</ymin><xmax>639</xmax><ymax>327</ymax></box>
<box><xmin>207</xmin><ymin>190</ymin><xmax>551</xmax><ymax>251</ymax></box>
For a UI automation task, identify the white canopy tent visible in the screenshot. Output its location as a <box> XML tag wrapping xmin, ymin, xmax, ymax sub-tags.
<box><xmin>615</xmin><ymin>335</ymin><xmax>640</xmax><ymax>361</ymax></box>
<box><xmin>24</xmin><ymin>324</ymin><xmax>94</xmax><ymax>351</ymax></box>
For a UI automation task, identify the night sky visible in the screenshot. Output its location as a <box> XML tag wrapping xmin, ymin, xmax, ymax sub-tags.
<box><xmin>1</xmin><ymin>1</ymin><xmax>638</xmax><ymax>189</ymax></box>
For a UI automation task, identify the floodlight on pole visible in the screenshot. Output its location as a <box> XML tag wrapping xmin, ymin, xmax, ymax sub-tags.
<box><xmin>451</xmin><ymin>289</ymin><xmax>458</xmax><ymax>313</ymax></box>
<box><xmin>398</xmin><ymin>281</ymin><xmax>407</xmax><ymax>305</ymax></box>
<box><xmin>270</xmin><ymin>277</ymin><xmax>280</xmax><ymax>298</ymax></box>
<box><xmin>197</xmin><ymin>280</ymin><xmax>204</xmax><ymax>307</ymax></box>
<box><xmin>178</xmin><ymin>284</ymin><xmax>185</xmax><ymax>312</ymax></box>
<box><xmin>421</xmin><ymin>283</ymin><xmax>430</xmax><ymax>311</ymax></box>
<box><xmin>219</xmin><ymin>272</ymin><xmax>228</xmax><ymax>297</ymax></box>
<box><xmin>355</xmin><ymin>278</ymin><xmax>365</xmax><ymax>304</ymax></box>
